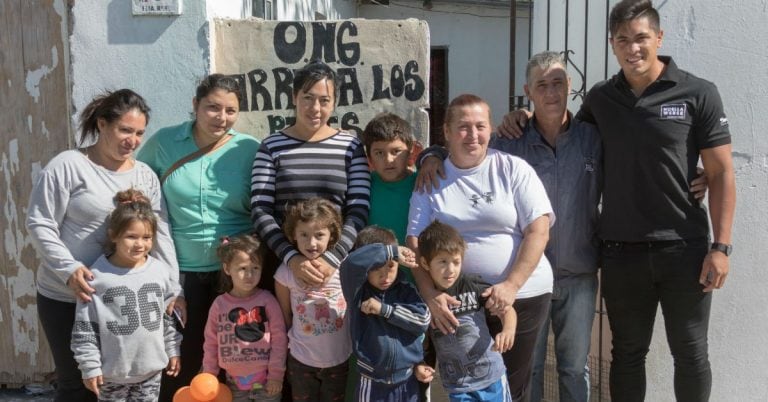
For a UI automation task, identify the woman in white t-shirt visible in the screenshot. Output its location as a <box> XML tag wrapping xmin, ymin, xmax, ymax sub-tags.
<box><xmin>406</xmin><ymin>94</ymin><xmax>554</xmax><ymax>402</ymax></box>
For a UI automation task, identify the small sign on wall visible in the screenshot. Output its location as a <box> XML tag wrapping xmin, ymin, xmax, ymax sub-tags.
<box><xmin>132</xmin><ymin>0</ymin><xmax>182</xmax><ymax>16</ymax></box>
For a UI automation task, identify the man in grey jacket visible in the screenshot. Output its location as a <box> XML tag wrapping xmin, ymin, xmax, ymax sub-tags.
<box><xmin>493</xmin><ymin>51</ymin><xmax>601</xmax><ymax>402</ymax></box>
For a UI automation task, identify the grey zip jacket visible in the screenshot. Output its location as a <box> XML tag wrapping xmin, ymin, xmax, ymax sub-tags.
<box><xmin>490</xmin><ymin>115</ymin><xmax>602</xmax><ymax>280</ymax></box>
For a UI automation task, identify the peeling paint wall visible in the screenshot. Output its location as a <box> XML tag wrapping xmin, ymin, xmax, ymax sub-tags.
<box><xmin>1</xmin><ymin>0</ymin><xmax>70</xmax><ymax>384</ymax></box>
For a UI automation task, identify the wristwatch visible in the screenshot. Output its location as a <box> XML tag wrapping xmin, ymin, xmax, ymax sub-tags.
<box><xmin>710</xmin><ymin>242</ymin><xmax>733</xmax><ymax>256</ymax></box>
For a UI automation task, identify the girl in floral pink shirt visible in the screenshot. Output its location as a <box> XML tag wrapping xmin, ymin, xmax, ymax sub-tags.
<box><xmin>274</xmin><ymin>198</ymin><xmax>352</xmax><ymax>401</ymax></box>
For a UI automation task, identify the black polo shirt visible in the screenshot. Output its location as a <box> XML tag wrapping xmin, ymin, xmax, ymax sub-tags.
<box><xmin>576</xmin><ymin>56</ymin><xmax>731</xmax><ymax>242</ymax></box>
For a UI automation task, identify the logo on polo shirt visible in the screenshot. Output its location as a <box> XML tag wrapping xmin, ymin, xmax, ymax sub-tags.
<box><xmin>584</xmin><ymin>157</ymin><xmax>595</xmax><ymax>172</ymax></box>
<box><xmin>719</xmin><ymin>117</ymin><xmax>729</xmax><ymax>127</ymax></box>
<box><xmin>660</xmin><ymin>103</ymin><xmax>687</xmax><ymax>119</ymax></box>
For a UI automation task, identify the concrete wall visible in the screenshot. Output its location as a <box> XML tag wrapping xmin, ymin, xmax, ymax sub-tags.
<box><xmin>646</xmin><ymin>2</ymin><xmax>768</xmax><ymax>400</ymax></box>
<box><xmin>359</xmin><ymin>1</ymin><xmax>531</xmax><ymax>127</ymax></box>
<box><xmin>212</xmin><ymin>18</ymin><xmax>430</xmax><ymax>142</ymax></box>
<box><xmin>534</xmin><ymin>1</ymin><xmax>768</xmax><ymax>400</ymax></box>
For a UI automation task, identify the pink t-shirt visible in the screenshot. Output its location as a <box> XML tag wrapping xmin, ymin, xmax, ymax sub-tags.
<box><xmin>203</xmin><ymin>290</ymin><xmax>288</xmax><ymax>390</ymax></box>
<box><xmin>274</xmin><ymin>263</ymin><xmax>351</xmax><ymax>368</ymax></box>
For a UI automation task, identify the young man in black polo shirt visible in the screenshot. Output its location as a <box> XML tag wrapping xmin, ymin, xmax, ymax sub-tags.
<box><xmin>575</xmin><ymin>1</ymin><xmax>736</xmax><ymax>401</ymax></box>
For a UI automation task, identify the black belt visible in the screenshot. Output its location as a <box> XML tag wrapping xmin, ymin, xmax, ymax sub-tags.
<box><xmin>602</xmin><ymin>238</ymin><xmax>706</xmax><ymax>251</ymax></box>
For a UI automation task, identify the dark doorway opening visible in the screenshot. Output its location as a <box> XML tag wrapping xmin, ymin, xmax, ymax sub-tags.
<box><xmin>428</xmin><ymin>47</ymin><xmax>448</xmax><ymax>146</ymax></box>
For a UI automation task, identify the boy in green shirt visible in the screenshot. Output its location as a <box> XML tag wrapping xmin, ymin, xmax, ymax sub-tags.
<box><xmin>362</xmin><ymin>112</ymin><xmax>420</xmax><ymax>283</ymax></box>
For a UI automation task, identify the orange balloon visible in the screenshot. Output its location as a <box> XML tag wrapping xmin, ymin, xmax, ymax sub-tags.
<box><xmin>212</xmin><ymin>383</ymin><xmax>233</xmax><ymax>402</ymax></box>
<box><xmin>190</xmin><ymin>373</ymin><xmax>220</xmax><ymax>401</ymax></box>
<box><xmin>172</xmin><ymin>386</ymin><xmax>198</xmax><ymax>402</ymax></box>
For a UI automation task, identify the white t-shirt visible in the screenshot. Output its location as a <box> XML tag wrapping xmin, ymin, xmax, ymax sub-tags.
<box><xmin>408</xmin><ymin>149</ymin><xmax>554</xmax><ymax>298</ymax></box>
<box><xmin>274</xmin><ymin>263</ymin><xmax>351</xmax><ymax>368</ymax></box>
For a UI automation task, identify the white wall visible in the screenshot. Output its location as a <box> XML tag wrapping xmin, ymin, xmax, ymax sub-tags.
<box><xmin>70</xmin><ymin>0</ymin><xmax>212</xmax><ymax>136</ymax></box>
<box><xmin>70</xmin><ymin>0</ymin><xmax>356</xmax><ymax>138</ymax></box>
<box><xmin>360</xmin><ymin>1</ymin><xmax>530</xmax><ymax>127</ymax></box>
<box><xmin>646</xmin><ymin>1</ymin><xmax>768</xmax><ymax>400</ymax></box>
<box><xmin>534</xmin><ymin>1</ymin><xmax>768</xmax><ymax>400</ymax></box>
<box><xmin>278</xmin><ymin>0</ymin><xmax>358</xmax><ymax>20</ymax></box>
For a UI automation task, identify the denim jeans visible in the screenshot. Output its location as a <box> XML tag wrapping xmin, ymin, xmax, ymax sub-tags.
<box><xmin>530</xmin><ymin>274</ymin><xmax>597</xmax><ymax>402</ymax></box>
<box><xmin>601</xmin><ymin>238</ymin><xmax>711</xmax><ymax>402</ymax></box>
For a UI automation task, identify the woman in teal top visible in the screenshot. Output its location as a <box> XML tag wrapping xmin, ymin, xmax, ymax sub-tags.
<box><xmin>137</xmin><ymin>74</ymin><xmax>260</xmax><ymax>400</ymax></box>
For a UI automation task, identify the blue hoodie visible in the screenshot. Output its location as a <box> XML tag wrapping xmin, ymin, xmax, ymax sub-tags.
<box><xmin>340</xmin><ymin>244</ymin><xmax>430</xmax><ymax>384</ymax></box>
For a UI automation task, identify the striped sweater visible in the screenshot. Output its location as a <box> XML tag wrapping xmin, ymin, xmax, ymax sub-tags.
<box><xmin>251</xmin><ymin>130</ymin><xmax>370</xmax><ymax>267</ymax></box>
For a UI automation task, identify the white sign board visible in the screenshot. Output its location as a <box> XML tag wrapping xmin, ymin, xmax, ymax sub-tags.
<box><xmin>132</xmin><ymin>0</ymin><xmax>182</xmax><ymax>16</ymax></box>
<box><xmin>213</xmin><ymin>18</ymin><xmax>430</xmax><ymax>142</ymax></box>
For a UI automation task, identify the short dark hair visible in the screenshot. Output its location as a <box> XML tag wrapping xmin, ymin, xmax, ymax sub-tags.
<box><xmin>78</xmin><ymin>89</ymin><xmax>150</xmax><ymax>147</ymax></box>
<box><xmin>106</xmin><ymin>189</ymin><xmax>157</xmax><ymax>254</ymax></box>
<box><xmin>353</xmin><ymin>225</ymin><xmax>397</xmax><ymax>249</ymax></box>
<box><xmin>609</xmin><ymin>0</ymin><xmax>660</xmax><ymax>36</ymax></box>
<box><xmin>216</xmin><ymin>234</ymin><xmax>262</xmax><ymax>293</ymax></box>
<box><xmin>195</xmin><ymin>74</ymin><xmax>243</xmax><ymax>104</ymax></box>
<box><xmin>283</xmin><ymin>198</ymin><xmax>343</xmax><ymax>249</ymax></box>
<box><xmin>292</xmin><ymin>60</ymin><xmax>339</xmax><ymax>104</ymax></box>
<box><xmin>417</xmin><ymin>220</ymin><xmax>466</xmax><ymax>265</ymax></box>
<box><xmin>361</xmin><ymin>113</ymin><xmax>415</xmax><ymax>155</ymax></box>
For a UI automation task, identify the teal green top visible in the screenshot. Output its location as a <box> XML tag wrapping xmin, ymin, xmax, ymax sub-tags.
<box><xmin>137</xmin><ymin>121</ymin><xmax>261</xmax><ymax>272</ymax></box>
<box><xmin>368</xmin><ymin>170</ymin><xmax>417</xmax><ymax>283</ymax></box>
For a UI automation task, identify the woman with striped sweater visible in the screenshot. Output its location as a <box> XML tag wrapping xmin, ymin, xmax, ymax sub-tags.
<box><xmin>250</xmin><ymin>60</ymin><xmax>370</xmax><ymax>401</ymax></box>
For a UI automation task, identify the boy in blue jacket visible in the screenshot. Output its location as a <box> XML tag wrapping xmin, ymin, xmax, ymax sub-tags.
<box><xmin>340</xmin><ymin>226</ymin><xmax>433</xmax><ymax>402</ymax></box>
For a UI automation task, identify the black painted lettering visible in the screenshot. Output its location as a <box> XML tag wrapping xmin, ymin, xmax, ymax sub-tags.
<box><xmin>341</xmin><ymin>112</ymin><xmax>362</xmax><ymax>136</ymax></box>
<box><xmin>268</xmin><ymin>115</ymin><xmax>296</xmax><ymax>132</ymax></box>
<box><xmin>371</xmin><ymin>65</ymin><xmax>391</xmax><ymax>101</ymax></box>
<box><xmin>273</xmin><ymin>67</ymin><xmax>295</xmax><ymax>110</ymax></box>
<box><xmin>227</xmin><ymin>74</ymin><xmax>249</xmax><ymax>111</ymax></box>
<box><xmin>390</xmin><ymin>65</ymin><xmax>405</xmax><ymax>98</ymax></box>
<box><xmin>336</xmin><ymin>68</ymin><xmax>363</xmax><ymax>107</ymax></box>
<box><xmin>268</xmin><ymin>115</ymin><xmax>286</xmax><ymax>132</ymax></box>
<box><xmin>404</xmin><ymin>60</ymin><xmax>426</xmax><ymax>101</ymax></box>
<box><xmin>337</xmin><ymin>22</ymin><xmax>360</xmax><ymax>66</ymax></box>
<box><xmin>274</xmin><ymin>22</ymin><xmax>306</xmax><ymax>64</ymax></box>
<box><xmin>247</xmin><ymin>69</ymin><xmax>273</xmax><ymax>111</ymax></box>
<box><xmin>311</xmin><ymin>23</ymin><xmax>336</xmax><ymax>63</ymax></box>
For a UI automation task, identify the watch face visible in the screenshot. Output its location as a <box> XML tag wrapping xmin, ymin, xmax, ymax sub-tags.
<box><xmin>712</xmin><ymin>243</ymin><xmax>732</xmax><ymax>256</ymax></box>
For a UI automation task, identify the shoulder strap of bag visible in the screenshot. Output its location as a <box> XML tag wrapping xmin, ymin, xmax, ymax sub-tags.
<box><xmin>160</xmin><ymin>134</ymin><xmax>233</xmax><ymax>184</ymax></box>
